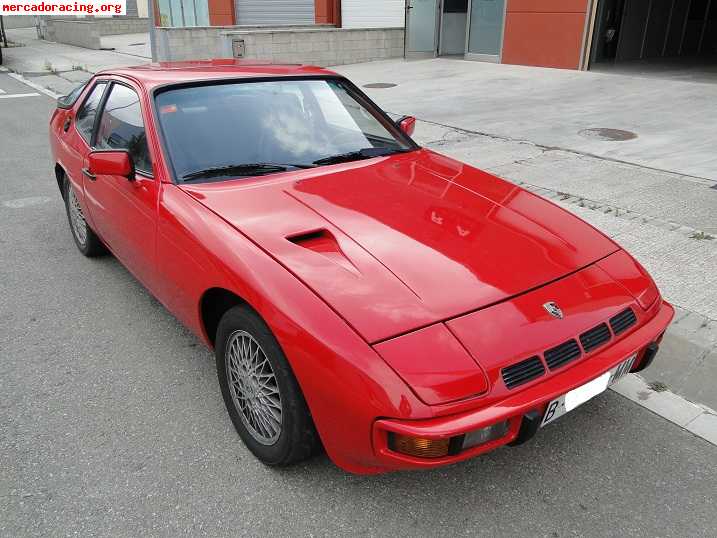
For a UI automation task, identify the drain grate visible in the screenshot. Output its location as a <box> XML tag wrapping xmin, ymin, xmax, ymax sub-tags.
<box><xmin>578</xmin><ymin>128</ymin><xmax>638</xmax><ymax>141</ymax></box>
<box><xmin>363</xmin><ymin>83</ymin><xmax>397</xmax><ymax>89</ymax></box>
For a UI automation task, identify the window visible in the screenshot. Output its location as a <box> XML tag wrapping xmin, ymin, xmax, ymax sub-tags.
<box><xmin>57</xmin><ymin>82</ymin><xmax>88</xmax><ymax>110</ymax></box>
<box><xmin>75</xmin><ymin>82</ymin><xmax>107</xmax><ymax>143</ymax></box>
<box><xmin>96</xmin><ymin>84</ymin><xmax>152</xmax><ymax>174</ymax></box>
<box><xmin>155</xmin><ymin>79</ymin><xmax>413</xmax><ymax>182</ymax></box>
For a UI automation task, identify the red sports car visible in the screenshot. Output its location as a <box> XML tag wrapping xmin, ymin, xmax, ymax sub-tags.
<box><xmin>49</xmin><ymin>60</ymin><xmax>674</xmax><ymax>474</ymax></box>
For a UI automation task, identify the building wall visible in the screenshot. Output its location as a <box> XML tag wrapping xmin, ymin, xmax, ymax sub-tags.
<box><xmin>234</xmin><ymin>0</ymin><xmax>315</xmax><ymax>25</ymax></box>
<box><xmin>155</xmin><ymin>25</ymin><xmax>404</xmax><ymax>66</ymax></box>
<box><xmin>209</xmin><ymin>0</ymin><xmax>235</xmax><ymax>25</ymax></box>
<box><xmin>314</xmin><ymin>0</ymin><xmax>338</xmax><ymax>24</ymax></box>
<box><xmin>501</xmin><ymin>0</ymin><xmax>589</xmax><ymax>69</ymax></box>
<box><xmin>137</xmin><ymin>0</ymin><xmax>148</xmax><ymax>18</ymax></box>
<box><xmin>342</xmin><ymin>0</ymin><xmax>405</xmax><ymax>29</ymax></box>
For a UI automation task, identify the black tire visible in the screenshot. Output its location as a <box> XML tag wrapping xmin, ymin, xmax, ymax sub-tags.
<box><xmin>216</xmin><ymin>305</ymin><xmax>319</xmax><ymax>466</ymax></box>
<box><xmin>63</xmin><ymin>175</ymin><xmax>106</xmax><ymax>257</ymax></box>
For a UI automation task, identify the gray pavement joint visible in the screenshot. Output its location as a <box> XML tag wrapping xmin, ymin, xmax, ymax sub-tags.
<box><xmin>516</xmin><ymin>180</ymin><xmax>717</xmax><ymax>246</ymax></box>
<box><xmin>405</xmin><ymin>115</ymin><xmax>717</xmax><ymax>187</ymax></box>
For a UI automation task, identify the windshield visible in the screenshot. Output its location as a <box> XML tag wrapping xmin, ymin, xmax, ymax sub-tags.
<box><xmin>155</xmin><ymin>78</ymin><xmax>415</xmax><ymax>182</ymax></box>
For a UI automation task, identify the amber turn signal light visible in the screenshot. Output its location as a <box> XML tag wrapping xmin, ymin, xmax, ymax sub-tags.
<box><xmin>390</xmin><ymin>434</ymin><xmax>451</xmax><ymax>459</ymax></box>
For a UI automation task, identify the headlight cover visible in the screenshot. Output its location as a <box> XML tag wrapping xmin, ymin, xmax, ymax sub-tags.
<box><xmin>596</xmin><ymin>250</ymin><xmax>659</xmax><ymax>310</ymax></box>
<box><xmin>374</xmin><ymin>324</ymin><xmax>488</xmax><ymax>405</ymax></box>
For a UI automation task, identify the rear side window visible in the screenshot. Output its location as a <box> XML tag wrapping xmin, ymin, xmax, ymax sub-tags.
<box><xmin>57</xmin><ymin>82</ymin><xmax>87</xmax><ymax>109</ymax></box>
<box><xmin>96</xmin><ymin>84</ymin><xmax>152</xmax><ymax>174</ymax></box>
<box><xmin>76</xmin><ymin>82</ymin><xmax>107</xmax><ymax>143</ymax></box>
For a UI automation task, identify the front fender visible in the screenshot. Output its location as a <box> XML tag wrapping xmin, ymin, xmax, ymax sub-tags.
<box><xmin>156</xmin><ymin>185</ymin><xmax>429</xmax><ymax>473</ymax></box>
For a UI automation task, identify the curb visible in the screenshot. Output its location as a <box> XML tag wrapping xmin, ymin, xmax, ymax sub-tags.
<box><xmin>611</xmin><ymin>374</ymin><xmax>717</xmax><ymax>446</ymax></box>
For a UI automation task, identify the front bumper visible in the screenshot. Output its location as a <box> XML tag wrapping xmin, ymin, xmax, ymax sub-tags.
<box><xmin>371</xmin><ymin>300</ymin><xmax>674</xmax><ymax>470</ymax></box>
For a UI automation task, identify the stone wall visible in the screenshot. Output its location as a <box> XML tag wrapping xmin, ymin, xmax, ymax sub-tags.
<box><xmin>44</xmin><ymin>18</ymin><xmax>150</xmax><ymax>49</ymax></box>
<box><xmin>155</xmin><ymin>25</ymin><xmax>405</xmax><ymax>67</ymax></box>
<box><xmin>48</xmin><ymin>20</ymin><xmax>103</xmax><ymax>50</ymax></box>
<box><xmin>1</xmin><ymin>15</ymin><xmax>36</xmax><ymax>29</ymax></box>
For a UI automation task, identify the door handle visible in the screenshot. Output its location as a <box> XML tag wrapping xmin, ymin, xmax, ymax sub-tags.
<box><xmin>82</xmin><ymin>167</ymin><xmax>96</xmax><ymax>181</ymax></box>
<box><xmin>63</xmin><ymin>116</ymin><xmax>72</xmax><ymax>132</ymax></box>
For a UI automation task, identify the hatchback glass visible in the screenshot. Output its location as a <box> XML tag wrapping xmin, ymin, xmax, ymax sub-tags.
<box><xmin>155</xmin><ymin>79</ymin><xmax>415</xmax><ymax>182</ymax></box>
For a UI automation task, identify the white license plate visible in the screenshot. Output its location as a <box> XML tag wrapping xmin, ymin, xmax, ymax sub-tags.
<box><xmin>540</xmin><ymin>354</ymin><xmax>636</xmax><ymax>428</ymax></box>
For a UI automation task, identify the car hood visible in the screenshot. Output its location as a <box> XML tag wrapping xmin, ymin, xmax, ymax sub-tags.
<box><xmin>180</xmin><ymin>149</ymin><xmax>618</xmax><ymax>342</ymax></box>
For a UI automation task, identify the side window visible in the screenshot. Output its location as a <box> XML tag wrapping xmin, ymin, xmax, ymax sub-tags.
<box><xmin>75</xmin><ymin>82</ymin><xmax>107</xmax><ymax>143</ymax></box>
<box><xmin>96</xmin><ymin>84</ymin><xmax>152</xmax><ymax>174</ymax></box>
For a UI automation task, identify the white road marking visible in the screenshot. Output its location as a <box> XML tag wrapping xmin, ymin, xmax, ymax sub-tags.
<box><xmin>0</xmin><ymin>88</ymin><xmax>6</xmax><ymax>94</ymax></box>
<box><xmin>0</xmin><ymin>92</ymin><xmax>40</xmax><ymax>99</ymax></box>
<box><xmin>2</xmin><ymin>196</ymin><xmax>52</xmax><ymax>209</ymax></box>
<box><xmin>7</xmin><ymin>72</ymin><xmax>62</xmax><ymax>99</ymax></box>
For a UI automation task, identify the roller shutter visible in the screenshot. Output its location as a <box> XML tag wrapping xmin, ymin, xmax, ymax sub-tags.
<box><xmin>235</xmin><ymin>0</ymin><xmax>316</xmax><ymax>25</ymax></box>
<box><xmin>342</xmin><ymin>0</ymin><xmax>405</xmax><ymax>28</ymax></box>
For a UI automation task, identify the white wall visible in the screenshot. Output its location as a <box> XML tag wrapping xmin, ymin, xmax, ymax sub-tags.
<box><xmin>342</xmin><ymin>0</ymin><xmax>405</xmax><ymax>29</ymax></box>
<box><xmin>137</xmin><ymin>0</ymin><xmax>148</xmax><ymax>18</ymax></box>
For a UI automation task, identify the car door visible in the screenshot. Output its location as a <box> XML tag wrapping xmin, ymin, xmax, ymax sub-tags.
<box><xmin>82</xmin><ymin>80</ymin><xmax>159</xmax><ymax>292</ymax></box>
<box><xmin>59</xmin><ymin>80</ymin><xmax>109</xmax><ymax>231</ymax></box>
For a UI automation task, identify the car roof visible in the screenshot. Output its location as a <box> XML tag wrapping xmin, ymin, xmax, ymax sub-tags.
<box><xmin>97</xmin><ymin>59</ymin><xmax>340</xmax><ymax>89</ymax></box>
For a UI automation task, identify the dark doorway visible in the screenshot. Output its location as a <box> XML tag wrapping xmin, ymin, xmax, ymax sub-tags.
<box><xmin>590</xmin><ymin>0</ymin><xmax>717</xmax><ymax>79</ymax></box>
<box><xmin>439</xmin><ymin>0</ymin><xmax>469</xmax><ymax>56</ymax></box>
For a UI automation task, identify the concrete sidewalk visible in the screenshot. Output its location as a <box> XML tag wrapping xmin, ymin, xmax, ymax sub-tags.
<box><xmin>1</xmin><ymin>27</ymin><xmax>149</xmax><ymax>96</ymax></box>
<box><xmin>338</xmin><ymin>58</ymin><xmax>717</xmax><ymax>181</ymax></box>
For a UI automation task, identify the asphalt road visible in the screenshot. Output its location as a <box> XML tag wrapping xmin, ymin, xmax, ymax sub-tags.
<box><xmin>1</xmin><ymin>72</ymin><xmax>716</xmax><ymax>537</ymax></box>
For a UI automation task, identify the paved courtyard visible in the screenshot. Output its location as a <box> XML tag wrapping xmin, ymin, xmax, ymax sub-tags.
<box><xmin>1</xmin><ymin>41</ymin><xmax>716</xmax><ymax>536</ymax></box>
<box><xmin>338</xmin><ymin>58</ymin><xmax>717</xmax><ymax>181</ymax></box>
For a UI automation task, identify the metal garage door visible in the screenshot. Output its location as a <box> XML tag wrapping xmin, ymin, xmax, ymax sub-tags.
<box><xmin>342</xmin><ymin>0</ymin><xmax>405</xmax><ymax>28</ymax></box>
<box><xmin>235</xmin><ymin>0</ymin><xmax>315</xmax><ymax>25</ymax></box>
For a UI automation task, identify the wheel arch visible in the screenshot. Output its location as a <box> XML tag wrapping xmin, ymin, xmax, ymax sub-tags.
<box><xmin>54</xmin><ymin>163</ymin><xmax>66</xmax><ymax>199</ymax></box>
<box><xmin>199</xmin><ymin>287</ymin><xmax>249</xmax><ymax>348</ymax></box>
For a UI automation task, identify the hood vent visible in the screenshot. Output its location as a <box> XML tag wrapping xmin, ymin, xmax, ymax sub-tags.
<box><xmin>286</xmin><ymin>229</ymin><xmax>359</xmax><ymax>274</ymax></box>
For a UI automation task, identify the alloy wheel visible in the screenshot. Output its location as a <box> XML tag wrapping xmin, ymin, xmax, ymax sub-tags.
<box><xmin>225</xmin><ymin>330</ymin><xmax>283</xmax><ymax>445</ymax></box>
<box><xmin>67</xmin><ymin>184</ymin><xmax>88</xmax><ymax>248</ymax></box>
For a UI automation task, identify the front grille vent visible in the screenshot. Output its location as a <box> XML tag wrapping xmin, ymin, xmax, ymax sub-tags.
<box><xmin>502</xmin><ymin>356</ymin><xmax>545</xmax><ymax>389</ymax></box>
<box><xmin>580</xmin><ymin>323</ymin><xmax>611</xmax><ymax>353</ymax></box>
<box><xmin>610</xmin><ymin>308</ymin><xmax>637</xmax><ymax>335</ymax></box>
<box><xmin>545</xmin><ymin>339</ymin><xmax>581</xmax><ymax>370</ymax></box>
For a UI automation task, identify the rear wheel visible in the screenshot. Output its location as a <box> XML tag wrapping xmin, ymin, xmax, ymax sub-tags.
<box><xmin>215</xmin><ymin>305</ymin><xmax>319</xmax><ymax>466</ymax></box>
<box><xmin>63</xmin><ymin>177</ymin><xmax>106</xmax><ymax>257</ymax></box>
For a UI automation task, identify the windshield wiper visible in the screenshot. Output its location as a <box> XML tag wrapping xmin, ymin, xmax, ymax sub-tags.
<box><xmin>312</xmin><ymin>147</ymin><xmax>409</xmax><ymax>166</ymax></box>
<box><xmin>182</xmin><ymin>162</ymin><xmax>315</xmax><ymax>181</ymax></box>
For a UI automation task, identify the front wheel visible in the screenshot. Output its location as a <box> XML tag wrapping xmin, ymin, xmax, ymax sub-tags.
<box><xmin>215</xmin><ymin>305</ymin><xmax>319</xmax><ymax>466</ymax></box>
<box><xmin>63</xmin><ymin>177</ymin><xmax>106</xmax><ymax>257</ymax></box>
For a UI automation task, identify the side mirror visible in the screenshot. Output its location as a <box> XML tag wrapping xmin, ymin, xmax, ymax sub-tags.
<box><xmin>88</xmin><ymin>150</ymin><xmax>134</xmax><ymax>180</ymax></box>
<box><xmin>397</xmin><ymin>115</ymin><xmax>416</xmax><ymax>137</ymax></box>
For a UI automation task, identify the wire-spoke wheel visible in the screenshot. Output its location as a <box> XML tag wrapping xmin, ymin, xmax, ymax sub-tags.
<box><xmin>215</xmin><ymin>305</ymin><xmax>319</xmax><ymax>466</ymax></box>
<box><xmin>62</xmin><ymin>175</ymin><xmax>106</xmax><ymax>257</ymax></box>
<box><xmin>226</xmin><ymin>330</ymin><xmax>283</xmax><ymax>445</ymax></box>
<box><xmin>67</xmin><ymin>183</ymin><xmax>88</xmax><ymax>248</ymax></box>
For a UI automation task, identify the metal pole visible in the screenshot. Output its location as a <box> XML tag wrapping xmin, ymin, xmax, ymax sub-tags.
<box><xmin>148</xmin><ymin>0</ymin><xmax>158</xmax><ymax>61</ymax></box>
<box><xmin>1</xmin><ymin>15</ymin><xmax>8</xmax><ymax>48</ymax></box>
